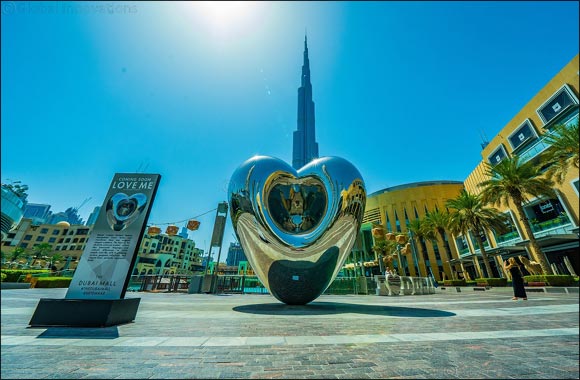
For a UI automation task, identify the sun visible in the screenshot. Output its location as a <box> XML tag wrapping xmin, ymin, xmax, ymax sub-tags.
<box><xmin>189</xmin><ymin>1</ymin><xmax>259</xmax><ymax>36</ymax></box>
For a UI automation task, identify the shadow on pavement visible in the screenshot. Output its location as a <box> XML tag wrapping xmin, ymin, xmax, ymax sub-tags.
<box><xmin>35</xmin><ymin>326</ymin><xmax>119</xmax><ymax>339</ymax></box>
<box><xmin>233</xmin><ymin>302</ymin><xmax>455</xmax><ymax>317</ymax></box>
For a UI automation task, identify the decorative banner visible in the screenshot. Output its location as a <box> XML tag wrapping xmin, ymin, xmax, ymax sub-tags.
<box><xmin>66</xmin><ymin>173</ymin><xmax>161</xmax><ymax>300</ymax></box>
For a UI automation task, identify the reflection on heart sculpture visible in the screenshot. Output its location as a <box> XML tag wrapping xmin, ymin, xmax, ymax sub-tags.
<box><xmin>228</xmin><ymin>156</ymin><xmax>366</xmax><ymax>305</ymax></box>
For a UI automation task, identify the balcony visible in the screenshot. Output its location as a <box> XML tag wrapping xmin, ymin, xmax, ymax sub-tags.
<box><xmin>518</xmin><ymin>110</ymin><xmax>578</xmax><ymax>165</ymax></box>
<box><xmin>530</xmin><ymin>215</ymin><xmax>573</xmax><ymax>238</ymax></box>
<box><xmin>495</xmin><ymin>231</ymin><xmax>523</xmax><ymax>246</ymax></box>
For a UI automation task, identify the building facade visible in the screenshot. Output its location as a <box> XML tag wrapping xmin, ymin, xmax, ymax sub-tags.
<box><xmin>1</xmin><ymin>219</ymin><xmax>90</xmax><ymax>269</ymax></box>
<box><xmin>23</xmin><ymin>203</ymin><xmax>52</xmax><ymax>225</ymax></box>
<box><xmin>225</xmin><ymin>242</ymin><xmax>247</xmax><ymax>267</ymax></box>
<box><xmin>352</xmin><ymin>181</ymin><xmax>464</xmax><ymax>281</ymax></box>
<box><xmin>292</xmin><ymin>35</ymin><xmax>319</xmax><ymax>170</ymax></box>
<box><xmin>352</xmin><ymin>55</ymin><xmax>579</xmax><ymax>282</ymax></box>
<box><xmin>132</xmin><ymin>232</ymin><xmax>204</xmax><ymax>276</ymax></box>
<box><xmin>460</xmin><ymin>54</ymin><xmax>579</xmax><ymax>276</ymax></box>
<box><xmin>85</xmin><ymin>206</ymin><xmax>100</xmax><ymax>226</ymax></box>
<box><xmin>2</xmin><ymin>219</ymin><xmax>205</xmax><ymax>275</ymax></box>
<box><xmin>1</xmin><ymin>184</ymin><xmax>27</xmax><ymax>238</ymax></box>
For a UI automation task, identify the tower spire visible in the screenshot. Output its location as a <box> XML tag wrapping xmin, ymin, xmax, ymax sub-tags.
<box><xmin>293</xmin><ymin>35</ymin><xmax>319</xmax><ymax>170</ymax></box>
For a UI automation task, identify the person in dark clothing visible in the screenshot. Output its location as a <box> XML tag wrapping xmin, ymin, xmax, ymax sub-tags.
<box><xmin>504</xmin><ymin>257</ymin><xmax>527</xmax><ymax>300</ymax></box>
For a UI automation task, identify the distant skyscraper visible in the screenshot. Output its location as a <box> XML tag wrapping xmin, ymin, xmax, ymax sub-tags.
<box><xmin>23</xmin><ymin>203</ymin><xmax>52</xmax><ymax>225</ymax></box>
<box><xmin>86</xmin><ymin>206</ymin><xmax>101</xmax><ymax>226</ymax></box>
<box><xmin>292</xmin><ymin>35</ymin><xmax>319</xmax><ymax>170</ymax></box>
<box><xmin>226</xmin><ymin>242</ymin><xmax>246</xmax><ymax>267</ymax></box>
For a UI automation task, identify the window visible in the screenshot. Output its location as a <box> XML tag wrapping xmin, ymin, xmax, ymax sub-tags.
<box><xmin>40</xmin><ymin>228</ymin><xmax>48</xmax><ymax>234</ymax></box>
<box><xmin>24</xmin><ymin>235</ymin><xmax>32</xmax><ymax>241</ymax></box>
<box><xmin>572</xmin><ymin>178</ymin><xmax>579</xmax><ymax>196</ymax></box>
<box><xmin>508</xmin><ymin>119</ymin><xmax>538</xmax><ymax>152</ymax></box>
<box><xmin>36</xmin><ymin>236</ymin><xmax>44</xmax><ymax>242</ymax></box>
<box><xmin>488</xmin><ymin>144</ymin><xmax>508</xmax><ymax>165</ymax></box>
<box><xmin>537</xmin><ymin>85</ymin><xmax>578</xmax><ymax>124</ymax></box>
<box><xmin>48</xmin><ymin>237</ymin><xmax>56</xmax><ymax>243</ymax></box>
<box><xmin>19</xmin><ymin>243</ymin><xmax>28</xmax><ymax>248</ymax></box>
<box><xmin>52</xmin><ymin>229</ymin><xmax>60</xmax><ymax>235</ymax></box>
<box><xmin>65</xmin><ymin>238</ymin><xmax>71</xmax><ymax>243</ymax></box>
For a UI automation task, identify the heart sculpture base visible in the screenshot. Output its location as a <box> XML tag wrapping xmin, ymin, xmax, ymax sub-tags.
<box><xmin>229</xmin><ymin>156</ymin><xmax>366</xmax><ymax>305</ymax></box>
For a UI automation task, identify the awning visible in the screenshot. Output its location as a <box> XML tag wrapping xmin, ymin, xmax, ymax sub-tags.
<box><xmin>484</xmin><ymin>245</ymin><xmax>527</xmax><ymax>258</ymax></box>
<box><xmin>515</xmin><ymin>234</ymin><xmax>579</xmax><ymax>249</ymax></box>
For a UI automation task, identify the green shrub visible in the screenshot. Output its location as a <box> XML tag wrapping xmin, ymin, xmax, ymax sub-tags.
<box><xmin>33</xmin><ymin>277</ymin><xmax>72</xmax><ymax>288</ymax></box>
<box><xmin>523</xmin><ymin>275</ymin><xmax>575</xmax><ymax>286</ymax></box>
<box><xmin>443</xmin><ymin>279</ymin><xmax>466</xmax><ymax>286</ymax></box>
<box><xmin>466</xmin><ymin>280</ymin><xmax>477</xmax><ymax>286</ymax></box>
<box><xmin>474</xmin><ymin>278</ymin><xmax>508</xmax><ymax>287</ymax></box>
<box><xmin>0</xmin><ymin>269</ymin><xmax>50</xmax><ymax>282</ymax></box>
<box><xmin>1</xmin><ymin>272</ymin><xmax>6</xmax><ymax>282</ymax></box>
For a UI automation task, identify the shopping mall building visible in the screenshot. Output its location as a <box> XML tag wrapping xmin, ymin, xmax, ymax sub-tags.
<box><xmin>351</xmin><ymin>54</ymin><xmax>579</xmax><ymax>281</ymax></box>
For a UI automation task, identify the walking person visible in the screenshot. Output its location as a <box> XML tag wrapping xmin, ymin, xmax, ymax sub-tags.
<box><xmin>504</xmin><ymin>257</ymin><xmax>527</xmax><ymax>300</ymax></box>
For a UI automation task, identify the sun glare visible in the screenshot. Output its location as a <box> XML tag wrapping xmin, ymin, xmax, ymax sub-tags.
<box><xmin>191</xmin><ymin>1</ymin><xmax>258</xmax><ymax>35</ymax></box>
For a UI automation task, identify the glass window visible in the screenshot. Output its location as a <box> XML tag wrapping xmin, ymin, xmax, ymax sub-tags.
<box><xmin>40</xmin><ymin>228</ymin><xmax>49</xmax><ymax>234</ymax></box>
<box><xmin>48</xmin><ymin>237</ymin><xmax>56</xmax><ymax>243</ymax></box>
<box><xmin>572</xmin><ymin>179</ymin><xmax>579</xmax><ymax>196</ymax></box>
<box><xmin>24</xmin><ymin>235</ymin><xmax>32</xmax><ymax>241</ymax></box>
<box><xmin>52</xmin><ymin>230</ymin><xmax>60</xmax><ymax>235</ymax></box>
<box><xmin>537</xmin><ymin>86</ymin><xmax>577</xmax><ymax>124</ymax></box>
<box><xmin>488</xmin><ymin>144</ymin><xmax>508</xmax><ymax>165</ymax></box>
<box><xmin>35</xmin><ymin>236</ymin><xmax>44</xmax><ymax>242</ymax></box>
<box><xmin>65</xmin><ymin>238</ymin><xmax>71</xmax><ymax>243</ymax></box>
<box><xmin>19</xmin><ymin>243</ymin><xmax>28</xmax><ymax>248</ymax></box>
<box><xmin>508</xmin><ymin>120</ymin><xmax>538</xmax><ymax>152</ymax></box>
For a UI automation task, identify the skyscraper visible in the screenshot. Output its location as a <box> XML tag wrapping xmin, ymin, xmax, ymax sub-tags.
<box><xmin>86</xmin><ymin>206</ymin><xmax>101</xmax><ymax>226</ymax></box>
<box><xmin>292</xmin><ymin>35</ymin><xmax>319</xmax><ymax>170</ymax></box>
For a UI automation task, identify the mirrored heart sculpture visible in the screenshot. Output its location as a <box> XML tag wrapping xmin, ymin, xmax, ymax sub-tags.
<box><xmin>228</xmin><ymin>156</ymin><xmax>366</xmax><ymax>305</ymax></box>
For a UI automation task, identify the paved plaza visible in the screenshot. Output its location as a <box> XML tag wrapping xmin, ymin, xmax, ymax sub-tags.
<box><xmin>1</xmin><ymin>287</ymin><xmax>578</xmax><ymax>379</ymax></box>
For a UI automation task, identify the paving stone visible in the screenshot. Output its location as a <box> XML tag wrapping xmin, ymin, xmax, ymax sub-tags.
<box><xmin>1</xmin><ymin>289</ymin><xmax>578</xmax><ymax>379</ymax></box>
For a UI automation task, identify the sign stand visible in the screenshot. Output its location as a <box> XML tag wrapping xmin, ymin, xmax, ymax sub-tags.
<box><xmin>29</xmin><ymin>173</ymin><xmax>161</xmax><ymax>327</ymax></box>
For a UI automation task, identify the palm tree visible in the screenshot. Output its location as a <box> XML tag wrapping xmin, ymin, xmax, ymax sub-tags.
<box><xmin>9</xmin><ymin>247</ymin><xmax>27</xmax><ymax>266</ymax></box>
<box><xmin>372</xmin><ymin>239</ymin><xmax>397</xmax><ymax>273</ymax></box>
<box><xmin>542</xmin><ymin>120</ymin><xmax>579</xmax><ymax>184</ymax></box>
<box><xmin>406</xmin><ymin>218</ymin><xmax>435</xmax><ymax>277</ymax></box>
<box><xmin>424</xmin><ymin>210</ymin><xmax>456</xmax><ymax>279</ymax></box>
<box><xmin>31</xmin><ymin>243</ymin><xmax>53</xmax><ymax>267</ymax></box>
<box><xmin>446</xmin><ymin>190</ymin><xmax>507</xmax><ymax>278</ymax></box>
<box><xmin>478</xmin><ymin>155</ymin><xmax>556</xmax><ymax>275</ymax></box>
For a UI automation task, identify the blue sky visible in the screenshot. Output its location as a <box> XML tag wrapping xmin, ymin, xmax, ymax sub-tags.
<box><xmin>2</xmin><ymin>1</ymin><xmax>579</xmax><ymax>258</ymax></box>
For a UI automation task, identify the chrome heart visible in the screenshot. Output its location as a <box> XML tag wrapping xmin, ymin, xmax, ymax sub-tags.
<box><xmin>228</xmin><ymin>156</ymin><xmax>366</xmax><ymax>305</ymax></box>
<box><xmin>106</xmin><ymin>192</ymin><xmax>148</xmax><ymax>232</ymax></box>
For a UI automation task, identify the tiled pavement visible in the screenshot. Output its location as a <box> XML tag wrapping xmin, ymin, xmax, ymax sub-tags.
<box><xmin>1</xmin><ymin>288</ymin><xmax>578</xmax><ymax>379</ymax></box>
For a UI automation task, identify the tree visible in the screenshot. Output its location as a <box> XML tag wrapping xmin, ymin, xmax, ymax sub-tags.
<box><xmin>31</xmin><ymin>243</ymin><xmax>53</xmax><ymax>267</ymax></box>
<box><xmin>446</xmin><ymin>190</ymin><xmax>507</xmax><ymax>278</ymax></box>
<box><xmin>372</xmin><ymin>239</ymin><xmax>397</xmax><ymax>272</ymax></box>
<box><xmin>49</xmin><ymin>253</ymin><xmax>64</xmax><ymax>270</ymax></box>
<box><xmin>423</xmin><ymin>210</ymin><xmax>456</xmax><ymax>279</ymax></box>
<box><xmin>478</xmin><ymin>155</ymin><xmax>556</xmax><ymax>275</ymax></box>
<box><xmin>406</xmin><ymin>218</ymin><xmax>435</xmax><ymax>277</ymax></box>
<box><xmin>10</xmin><ymin>247</ymin><xmax>27</xmax><ymax>264</ymax></box>
<box><xmin>542</xmin><ymin>120</ymin><xmax>579</xmax><ymax>184</ymax></box>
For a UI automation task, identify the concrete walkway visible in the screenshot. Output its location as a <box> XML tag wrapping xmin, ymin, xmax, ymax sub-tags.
<box><xmin>1</xmin><ymin>288</ymin><xmax>578</xmax><ymax>379</ymax></box>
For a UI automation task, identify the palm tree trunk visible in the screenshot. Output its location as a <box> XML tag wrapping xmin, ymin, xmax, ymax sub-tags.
<box><xmin>415</xmin><ymin>242</ymin><xmax>428</xmax><ymax>277</ymax></box>
<box><xmin>473</xmin><ymin>232</ymin><xmax>493</xmax><ymax>278</ymax></box>
<box><xmin>437</xmin><ymin>231</ymin><xmax>455</xmax><ymax>280</ymax></box>
<box><xmin>512</xmin><ymin>202</ymin><xmax>553</xmax><ymax>275</ymax></box>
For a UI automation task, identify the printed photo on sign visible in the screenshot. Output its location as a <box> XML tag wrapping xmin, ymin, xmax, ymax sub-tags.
<box><xmin>106</xmin><ymin>192</ymin><xmax>148</xmax><ymax>232</ymax></box>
